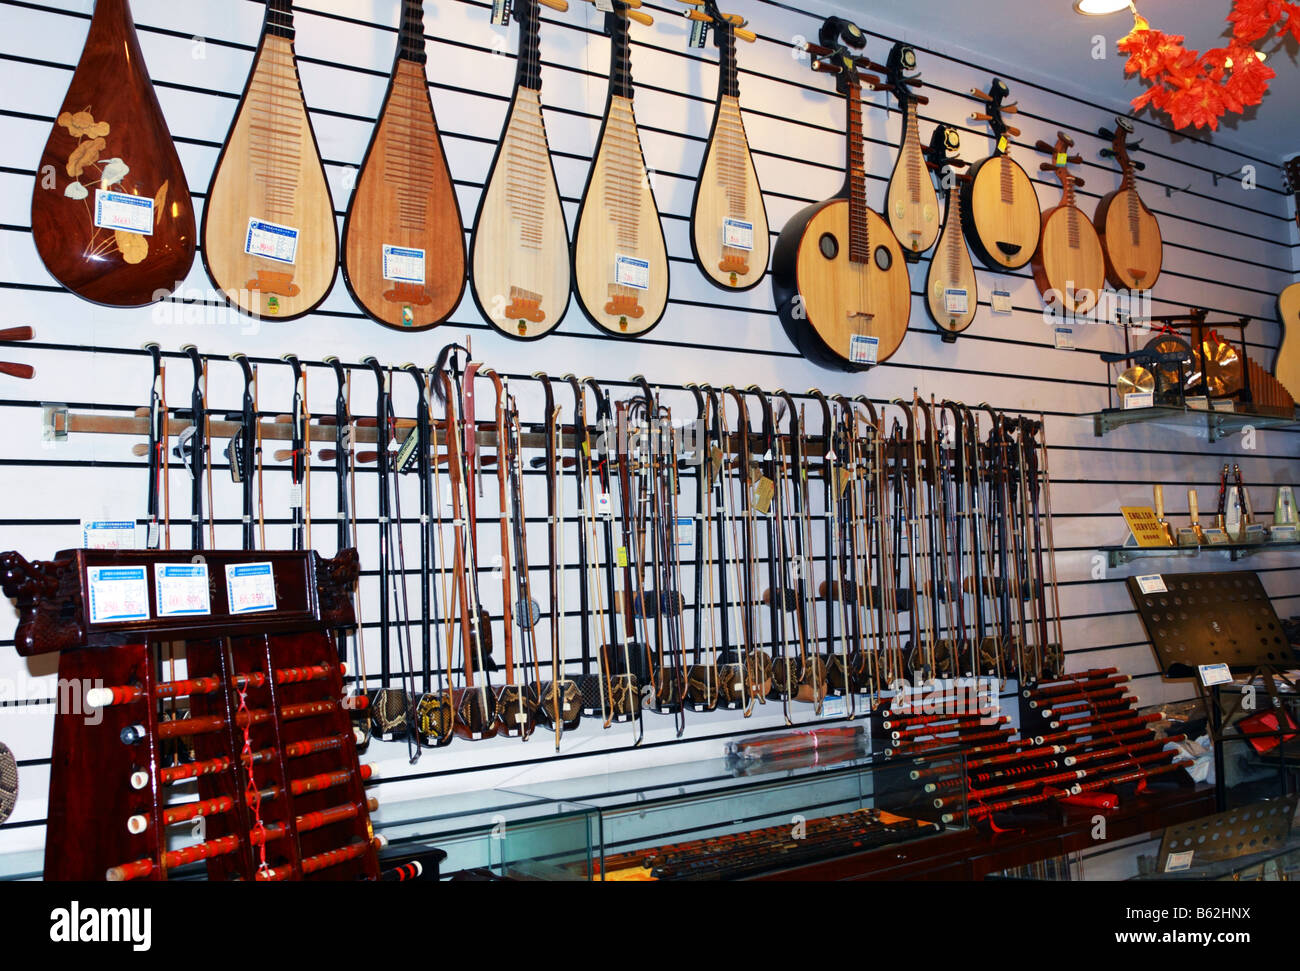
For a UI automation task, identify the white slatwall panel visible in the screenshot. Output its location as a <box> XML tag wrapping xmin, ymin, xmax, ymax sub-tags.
<box><xmin>0</xmin><ymin>0</ymin><xmax>1296</xmax><ymax>860</ymax></box>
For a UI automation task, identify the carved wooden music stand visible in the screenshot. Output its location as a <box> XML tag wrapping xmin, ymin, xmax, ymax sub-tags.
<box><xmin>0</xmin><ymin>547</ymin><xmax>380</xmax><ymax>881</ymax></box>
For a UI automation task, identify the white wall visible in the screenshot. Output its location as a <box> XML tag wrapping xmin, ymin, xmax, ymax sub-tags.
<box><xmin>0</xmin><ymin>0</ymin><xmax>1296</xmax><ymax>863</ymax></box>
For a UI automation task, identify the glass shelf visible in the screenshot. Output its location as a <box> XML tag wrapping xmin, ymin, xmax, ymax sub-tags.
<box><xmin>1089</xmin><ymin>404</ymin><xmax>1298</xmax><ymax>443</ymax></box>
<box><xmin>1102</xmin><ymin>539</ymin><xmax>1300</xmax><ymax>568</ymax></box>
<box><xmin>502</xmin><ymin>748</ymin><xmax>962</xmax><ymax>881</ymax></box>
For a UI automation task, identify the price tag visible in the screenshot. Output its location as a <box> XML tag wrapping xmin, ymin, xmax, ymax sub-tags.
<box><xmin>596</xmin><ymin>491</ymin><xmax>612</xmax><ymax>517</ymax></box>
<box><xmin>245</xmin><ymin>218</ymin><xmax>299</xmax><ymax>264</ymax></box>
<box><xmin>288</xmin><ymin>484</ymin><xmax>304</xmax><ymax>508</ymax></box>
<box><xmin>677</xmin><ymin>516</ymin><xmax>693</xmax><ymax>548</ymax></box>
<box><xmin>689</xmin><ymin>18</ymin><xmax>709</xmax><ymax>48</ymax></box>
<box><xmin>614</xmin><ymin>254</ymin><xmax>650</xmax><ymax>290</ymax></box>
<box><xmin>1202</xmin><ymin>527</ymin><xmax>1230</xmax><ymax>546</ymax></box>
<box><xmin>1271</xmin><ymin>524</ymin><xmax>1298</xmax><ymax>542</ymax></box>
<box><xmin>1243</xmin><ymin>523</ymin><xmax>1268</xmax><ymax>543</ymax></box>
<box><xmin>1164</xmin><ymin>850</ymin><xmax>1194</xmax><ymax>873</ymax></box>
<box><xmin>615</xmin><ymin>546</ymin><xmax>628</xmax><ymax>568</ymax></box>
<box><xmin>723</xmin><ymin>218</ymin><xmax>754</xmax><ymax>251</ymax></box>
<box><xmin>849</xmin><ymin>334</ymin><xmax>878</xmax><ymax>366</ymax></box>
<box><xmin>1054</xmin><ymin>326</ymin><xmax>1075</xmax><ymax>350</ymax></box>
<box><xmin>594</xmin><ymin>0</ymin><xmax>614</xmax><ymax>10</ymax></box>
<box><xmin>991</xmin><ymin>288</ymin><xmax>1012</xmax><ymax>314</ymax></box>
<box><xmin>490</xmin><ymin>0</ymin><xmax>510</xmax><ymax>25</ymax></box>
<box><xmin>751</xmin><ymin>476</ymin><xmax>775</xmax><ymax>514</ymax></box>
<box><xmin>1211</xmin><ymin>399</ymin><xmax>1237</xmax><ymax>413</ymax></box>
<box><xmin>225</xmin><ymin>562</ymin><xmax>277</xmax><ymax>615</ymax></box>
<box><xmin>1135</xmin><ymin>574</ymin><xmax>1167</xmax><ymax>595</ymax></box>
<box><xmin>996</xmin><ymin>134</ymin><xmax>1008</xmax><ymax>154</ymax></box>
<box><xmin>943</xmin><ymin>288</ymin><xmax>968</xmax><ymax>314</ymax></box>
<box><xmin>819</xmin><ymin>695</ymin><xmax>847</xmax><ymax>718</ymax></box>
<box><xmin>154</xmin><ymin>563</ymin><xmax>211</xmax><ymax>618</ymax></box>
<box><xmin>82</xmin><ymin>520</ymin><xmax>138</xmax><ymax>550</ymax></box>
<box><xmin>382</xmin><ymin>245</ymin><xmax>426</xmax><ymax>284</ymax></box>
<box><xmin>1055</xmin><ymin>152</ymin><xmax>1068</xmax><ymax>167</ymax></box>
<box><xmin>1197</xmin><ymin>663</ymin><xmax>1233</xmax><ymax>687</ymax></box>
<box><xmin>87</xmin><ymin>566</ymin><xmax>151</xmax><ymax>624</ymax></box>
<box><xmin>94</xmin><ymin>190</ymin><xmax>154</xmax><ymax>235</ymax></box>
<box><xmin>1122</xmin><ymin>391</ymin><xmax>1154</xmax><ymax>410</ymax></box>
<box><xmin>1184</xmin><ymin>396</ymin><xmax>1209</xmax><ymax>411</ymax></box>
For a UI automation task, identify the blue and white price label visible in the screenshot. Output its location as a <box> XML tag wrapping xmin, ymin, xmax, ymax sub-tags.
<box><xmin>225</xmin><ymin>562</ymin><xmax>277</xmax><ymax>615</ymax></box>
<box><xmin>82</xmin><ymin>520</ymin><xmax>137</xmax><ymax>550</ymax></box>
<box><xmin>154</xmin><ymin>563</ymin><xmax>211</xmax><ymax>618</ymax></box>
<box><xmin>87</xmin><ymin>566</ymin><xmax>150</xmax><ymax>625</ymax></box>
<box><xmin>614</xmin><ymin>254</ymin><xmax>650</xmax><ymax>290</ymax></box>
<box><xmin>382</xmin><ymin>245</ymin><xmax>425</xmax><ymax>284</ymax></box>
<box><xmin>244</xmin><ymin>218</ymin><xmax>299</xmax><ymax>264</ymax></box>
<box><xmin>722</xmin><ymin>218</ymin><xmax>754</xmax><ymax>251</ymax></box>
<box><xmin>1197</xmin><ymin>663</ymin><xmax>1233</xmax><ymax>688</ymax></box>
<box><xmin>94</xmin><ymin>190</ymin><xmax>154</xmax><ymax>235</ymax></box>
<box><xmin>849</xmin><ymin>334</ymin><xmax>878</xmax><ymax>366</ymax></box>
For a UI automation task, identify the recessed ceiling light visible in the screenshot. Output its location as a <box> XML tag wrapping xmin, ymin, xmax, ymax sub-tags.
<box><xmin>1073</xmin><ymin>0</ymin><xmax>1135</xmax><ymax>14</ymax></box>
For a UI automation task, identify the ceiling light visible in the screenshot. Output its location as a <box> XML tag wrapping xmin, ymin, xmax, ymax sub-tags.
<box><xmin>1073</xmin><ymin>0</ymin><xmax>1136</xmax><ymax>14</ymax></box>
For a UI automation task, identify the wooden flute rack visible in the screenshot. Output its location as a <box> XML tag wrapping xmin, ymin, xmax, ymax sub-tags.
<box><xmin>0</xmin><ymin>547</ymin><xmax>380</xmax><ymax>881</ymax></box>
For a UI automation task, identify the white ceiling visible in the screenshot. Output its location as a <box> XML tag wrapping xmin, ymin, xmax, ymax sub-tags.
<box><xmin>830</xmin><ymin>0</ymin><xmax>1300</xmax><ymax>162</ymax></box>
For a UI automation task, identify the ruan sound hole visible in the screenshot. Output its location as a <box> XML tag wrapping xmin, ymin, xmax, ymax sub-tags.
<box><xmin>874</xmin><ymin>246</ymin><xmax>892</xmax><ymax>271</ymax></box>
<box><xmin>819</xmin><ymin>233</ymin><xmax>839</xmax><ymax>260</ymax></box>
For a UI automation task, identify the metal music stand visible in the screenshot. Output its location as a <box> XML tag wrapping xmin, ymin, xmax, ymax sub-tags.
<box><xmin>1126</xmin><ymin>570</ymin><xmax>1298</xmax><ymax>809</ymax></box>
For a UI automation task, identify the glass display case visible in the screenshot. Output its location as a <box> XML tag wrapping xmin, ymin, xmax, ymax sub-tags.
<box><xmin>501</xmin><ymin>746</ymin><xmax>966</xmax><ymax>881</ymax></box>
<box><xmin>372</xmin><ymin>788</ymin><xmax>599</xmax><ymax>881</ymax></box>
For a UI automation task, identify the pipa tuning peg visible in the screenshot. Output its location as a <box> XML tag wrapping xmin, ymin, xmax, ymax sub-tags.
<box><xmin>1132</xmin><ymin>159</ymin><xmax>1146</xmax><ymax>171</ymax></box>
<box><xmin>1001</xmin><ymin>102</ymin><xmax>1018</xmax><ymax>113</ymax></box>
<box><xmin>1098</xmin><ymin>126</ymin><xmax>1115</xmax><ymax>140</ymax></box>
<box><xmin>1126</xmin><ymin>139</ymin><xmax>1143</xmax><ymax>151</ymax></box>
<box><xmin>1035</xmin><ymin>139</ymin><xmax>1054</xmax><ymax>154</ymax></box>
<box><xmin>1073</xmin><ymin>175</ymin><xmax>1086</xmax><ymax>187</ymax></box>
<box><xmin>1099</xmin><ymin>147</ymin><xmax>1116</xmax><ymax>159</ymax></box>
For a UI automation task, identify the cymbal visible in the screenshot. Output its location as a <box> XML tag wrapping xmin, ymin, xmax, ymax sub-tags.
<box><xmin>1193</xmin><ymin>335</ymin><xmax>1242</xmax><ymax>398</ymax></box>
<box><xmin>1117</xmin><ymin>366</ymin><xmax>1154</xmax><ymax>401</ymax></box>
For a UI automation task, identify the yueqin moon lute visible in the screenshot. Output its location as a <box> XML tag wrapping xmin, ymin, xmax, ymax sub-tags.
<box><xmin>470</xmin><ymin>0</ymin><xmax>572</xmax><ymax>340</ymax></box>
<box><xmin>771</xmin><ymin>16</ymin><xmax>909</xmax><ymax>372</ymax></box>
<box><xmin>1031</xmin><ymin>132</ymin><xmax>1105</xmax><ymax>315</ymax></box>
<box><xmin>882</xmin><ymin>43</ymin><xmax>939</xmax><ymax>260</ymax></box>
<box><xmin>685</xmin><ymin>0</ymin><xmax>768</xmax><ymax>292</ymax></box>
<box><xmin>342</xmin><ymin>0</ymin><xmax>465</xmax><ymax>331</ymax></box>
<box><xmin>31</xmin><ymin>0</ymin><xmax>195</xmax><ymax>306</ymax></box>
<box><xmin>923</xmin><ymin>126</ymin><xmax>977</xmax><ymax>337</ymax></box>
<box><xmin>1094</xmin><ymin>116</ymin><xmax>1162</xmax><ymax>292</ymax></box>
<box><xmin>962</xmin><ymin>79</ymin><xmax>1040</xmax><ymax>271</ymax></box>
<box><xmin>202</xmin><ymin>0</ymin><xmax>337</xmax><ymax>320</ymax></box>
<box><xmin>571</xmin><ymin>0</ymin><xmax>669</xmax><ymax>337</ymax></box>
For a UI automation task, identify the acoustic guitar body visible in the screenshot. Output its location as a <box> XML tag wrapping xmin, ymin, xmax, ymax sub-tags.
<box><xmin>470</xmin><ymin>89</ymin><xmax>571</xmax><ymax>340</ymax></box>
<box><xmin>961</xmin><ymin>154</ymin><xmax>1040</xmax><ymax>270</ymax></box>
<box><xmin>31</xmin><ymin>0</ymin><xmax>195</xmax><ymax>307</ymax></box>
<box><xmin>924</xmin><ymin>188</ymin><xmax>977</xmax><ymax>336</ymax></box>
<box><xmin>201</xmin><ymin>29</ymin><xmax>337</xmax><ymax>321</ymax></box>
<box><xmin>690</xmin><ymin>94</ymin><xmax>769</xmax><ymax>291</ymax></box>
<box><xmin>343</xmin><ymin>61</ymin><xmax>465</xmax><ymax>331</ymax></box>
<box><xmin>1094</xmin><ymin>188</ymin><xmax>1162</xmax><ymax>292</ymax></box>
<box><xmin>572</xmin><ymin>95</ymin><xmax>669</xmax><ymax>337</ymax></box>
<box><xmin>772</xmin><ymin>197</ymin><xmax>910</xmax><ymax>371</ymax></box>
<box><xmin>885</xmin><ymin>104</ymin><xmax>939</xmax><ymax>258</ymax></box>
<box><xmin>1031</xmin><ymin>205</ymin><xmax>1106</xmax><ymax>315</ymax></box>
<box><xmin>1277</xmin><ymin>282</ymin><xmax>1300</xmax><ymax>400</ymax></box>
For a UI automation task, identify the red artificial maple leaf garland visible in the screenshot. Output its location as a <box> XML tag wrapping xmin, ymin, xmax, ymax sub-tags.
<box><xmin>1118</xmin><ymin>0</ymin><xmax>1295</xmax><ymax>131</ymax></box>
